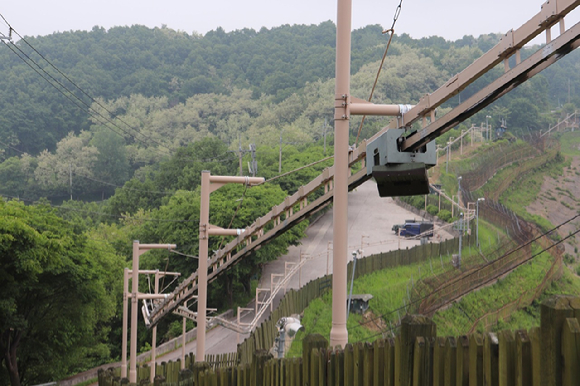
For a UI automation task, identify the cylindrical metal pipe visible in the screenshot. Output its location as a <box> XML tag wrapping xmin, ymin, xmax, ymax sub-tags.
<box><xmin>208</xmin><ymin>228</ymin><xmax>246</xmax><ymax>236</ymax></box>
<box><xmin>121</xmin><ymin>268</ymin><xmax>128</xmax><ymax>379</ymax></box>
<box><xmin>127</xmin><ymin>293</ymin><xmax>167</xmax><ymax>300</ymax></box>
<box><xmin>196</xmin><ymin>171</ymin><xmax>210</xmax><ymax>362</ymax></box>
<box><xmin>150</xmin><ymin>271</ymin><xmax>159</xmax><ymax>383</ymax></box>
<box><xmin>329</xmin><ymin>0</ymin><xmax>351</xmax><ymax>349</ymax></box>
<box><xmin>349</xmin><ymin>103</ymin><xmax>406</xmax><ymax>116</ymax></box>
<box><xmin>137</xmin><ymin>244</ymin><xmax>176</xmax><ymax>250</ymax></box>
<box><xmin>127</xmin><ymin>269</ymin><xmax>180</xmax><ymax>275</ymax></box>
<box><xmin>181</xmin><ymin>317</ymin><xmax>186</xmax><ymax>369</ymax></box>
<box><xmin>129</xmin><ymin>241</ymin><xmax>139</xmax><ymax>383</ymax></box>
<box><xmin>209</xmin><ymin>175</ymin><xmax>265</xmax><ymax>185</ymax></box>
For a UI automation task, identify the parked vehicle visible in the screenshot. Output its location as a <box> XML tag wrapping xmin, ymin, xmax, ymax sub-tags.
<box><xmin>398</xmin><ymin>221</ymin><xmax>434</xmax><ymax>238</ymax></box>
<box><xmin>392</xmin><ymin>219</ymin><xmax>417</xmax><ymax>234</ymax></box>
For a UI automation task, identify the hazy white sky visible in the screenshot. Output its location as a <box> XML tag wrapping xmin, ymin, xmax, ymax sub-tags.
<box><xmin>3</xmin><ymin>0</ymin><xmax>579</xmax><ymax>41</ymax></box>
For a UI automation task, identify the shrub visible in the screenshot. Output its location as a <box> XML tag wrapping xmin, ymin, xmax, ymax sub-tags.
<box><xmin>409</xmin><ymin>195</ymin><xmax>425</xmax><ymax>209</ymax></box>
<box><xmin>426</xmin><ymin>204</ymin><xmax>439</xmax><ymax>216</ymax></box>
<box><xmin>437</xmin><ymin>209</ymin><xmax>452</xmax><ymax>222</ymax></box>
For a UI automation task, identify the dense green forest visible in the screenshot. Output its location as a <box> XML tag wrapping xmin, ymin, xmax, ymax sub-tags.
<box><xmin>2</xmin><ymin>21</ymin><xmax>580</xmax><ymax>386</ymax></box>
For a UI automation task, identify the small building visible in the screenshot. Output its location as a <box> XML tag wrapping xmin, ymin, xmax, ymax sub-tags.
<box><xmin>348</xmin><ymin>294</ymin><xmax>373</xmax><ymax>314</ymax></box>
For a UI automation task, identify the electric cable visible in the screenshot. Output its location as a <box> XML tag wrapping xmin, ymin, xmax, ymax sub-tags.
<box><xmin>354</xmin><ymin>0</ymin><xmax>404</xmax><ymax>147</ymax></box>
<box><xmin>0</xmin><ymin>139</ymin><xmax>25</xmax><ymax>157</ymax></box>
<box><xmin>215</xmin><ymin>184</ymin><xmax>249</xmax><ymax>252</ymax></box>
<box><xmin>0</xmin><ymin>193</ymin><xmax>197</xmax><ymax>223</ymax></box>
<box><xmin>350</xmin><ymin>212</ymin><xmax>578</xmax><ymax>338</ymax></box>
<box><xmin>261</xmin><ymin>155</ymin><xmax>334</xmax><ymax>184</ymax></box>
<box><xmin>0</xmin><ymin>13</ymin><xmax>174</xmax><ymax>155</ymax></box>
<box><xmin>0</xmin><ymin>40</ymin><xmax>144</xmax><ymax>148</ymax></box>
<box><xmin>169</xmin><ymin>249</ymin><xmax>198</xmax><ymax>260</ymax></box>
<box><xmin>72</xmin><ymin>172</ymin><xmax>177</xmax><ymax>196</ymax></box>
<box><xmin>360</xmin><ymin>225</ymin><xmax>578</xmax><ymax>342</ymax></box>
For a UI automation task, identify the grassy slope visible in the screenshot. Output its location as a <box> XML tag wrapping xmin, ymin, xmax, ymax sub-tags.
<box><xmin>286</xmin><ymin>134</ymin><xmax>580</xmax><ymax>355</ymax></box>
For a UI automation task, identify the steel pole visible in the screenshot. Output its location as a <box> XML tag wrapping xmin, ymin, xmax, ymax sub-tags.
<box><xmin>182</xmin><ymin>317</ymin><xmax>186</xmax><ymax>368</ymax></box>
<box><xmin>197</xmin><ymin>171</ymin><xmax>210</xmax><ymax>362</ymax></box>
<box><xmin>329</xmin><ymin>0</ymin><xmax>351</xmax><ymax>349</ymax></box>
<box><xmin>347</xmin><ymin>252</ymin><xmax>357</xmax><ymax>319</ymax></box>
<box><xmin>150</xmin><ymin>271</ymin><xmax>159</xmax><ymax>382</ymax></box>
<box><xmin>121</xmin><ymin>268</ymin><xmax>128</xmax><ymax>379</ymax></box>
<box><xmin>129</xmin><ymin>241</ymin><xmax>139</xmax><ymax>383</ymax></box>
<box><xmin>476</xmin><ymin>201</ymin><xmax>480</xmax><ymax>248</ymax></box>
<box><xmin>458</xmin><ymin>214</ymin><xmax>463</xmax><ymax>268</ymax></box>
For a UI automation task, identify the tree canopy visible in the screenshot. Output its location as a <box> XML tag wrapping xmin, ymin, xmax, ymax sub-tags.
<box><xmin>0</xmin><ymin>200</ymin><xmax>122</xmax><ymax>386</ymax></box>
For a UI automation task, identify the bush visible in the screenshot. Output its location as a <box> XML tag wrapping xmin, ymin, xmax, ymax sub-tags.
<box><xmin>437</xmin><ymin>209</ymin><xmax>452</xmax><ymax>222</ymax></box>
<box><xmin>409</xmin><ymin>195</ymin><xmax>425</xmax><ymax>209</ymax></box>
<box><xmin>426</xmin><ymin>204</ymin><xmax>439</xmax><ymax>216</ymax></box>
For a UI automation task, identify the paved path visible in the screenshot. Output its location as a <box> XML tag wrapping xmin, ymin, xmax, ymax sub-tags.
<box><xmin>155</xmin><ymin>180</ymin><xmax>450</xmax><ymax>363</ymax></box>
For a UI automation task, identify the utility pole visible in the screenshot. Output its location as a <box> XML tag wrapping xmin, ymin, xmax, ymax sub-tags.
<box><xmin>477</xmin><ymin>197</ymin><xmax>485</xmax><ymax>251</ymax></box>
<box><xmin>197</xmin><ymin>172</ymin><xmax>264</xmax><ymax>362</ymax></box>
<box><xmin>330</xmin><ymin>0</ymin><xmax>352</xmax><ymax>349</ymax></box>
<box><xmin>279</xmin><ymin>131</ymin><xmax>283</xmax><ymax>173</ymax></box>
<box><xmin>229</xmin><ymin>134</ymin><xmax>250</xmax><ymax>176</ymax></box>
<box><xmin>69</xmin><ymin>163</ymin><xmax>73</xmax><ymax>200</ymax></box>
<box><xmin>458</xmin><ymin>213</ymin><xmax>464</xmax><ymax>268</ymax></box>
<box><xmin>248</xmin><ymin>143</ymin><xmax>257</xmax><ymax>177</ymax></box>
<box><xmin>128</xmin><ymin>242</ymin><xmax>176</xmax><ymax>383</ymax></box>
<box><xmin>323</xmin><ymin>119</ymin><xmax>328</xmax><ymax>155</ymax></box>
<box><xmin>238</xmin><ymin>135</ymin><xmax>243</xmax><ymax>176</ymax></box>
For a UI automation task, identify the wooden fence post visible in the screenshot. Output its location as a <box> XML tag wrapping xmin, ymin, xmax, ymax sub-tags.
<box><xmin>540</xmin><ymin>295</ymin><xmax>575</xmax><ymax>386</ymax></box>
<box><xmin>344</xmin><ymin>344</ymin><xmax>354</xmax><ymax>386</ymax></box>
<box><xmin>498</xmin><ymin>330</ymin><xmax>515</xmax><ymax>386</ymax></box>
<box><xmin>483</xmin><ymin>332</ymin><xmax>499</xmax><ymax>386</ymax></box>
<box><xmin>432</xmin><ymin>337</ymin><xmax>446</xmax><ymax>386</ymax></box>
<box><xmin>527</xmin><ymin>327</ymin><xmax>541</xmax><ymax>386</ymax></box>
<box><xmin>515</xmin><ymin>330</ymin><xmax>532</xmax><ymax>386</ymax></box>
<box><xmin>444</xmin><ymin>337</ymin><xmax>457</xmax><ymax>386</ymax></box>
<box><xmin>385</xmin><ymin>337</ymin><xmax>396</xmax><ymax>386</ymax></box>
<box><xmin>251</xmin><ymin>349</ymin><xmax>272</xmax><ymax>386</ymax></box>
<box><xmin>561</xmin><ymin>318</ymin><xmax>580</xmax><ymax>386</ymax></box>
<box><xmin>411</xmin><ymin>337</ymin><xmax>426</xmax><ymax>386</ymax></box>
<box><xmin>469</xmin><ymin>333</ymin><xmax>484</xmax><ymax>386</ymax></box>
<box><xmin>373</xmin><ymin>340</ymin><xmax>384</xmax><ymax>386</ymax></box>
<box><xmin>192</xmin><ymin>361</ymin><xmax>210</xmax><ymax>386</ymax></box>
<box><xmin>364</xmin><ymin>342</ymin><xmax>374</xmax><ymax>386</ymax></box>
<box><xmin>397</xmin><ymin>315</ymin><xmax>436</xmax><ymax>386</ymax></box>
<box><xmin>456</xmin><ymin>335</ymin><xmax>469</xmax><ymax>386</ymax></box>
<box><xmin>302</xmin><ymin>334</ymin><xmax>328</xmax><ymax>386</ymax></box>
<box><xmin>353</xmin><ymin>343</ymin><xmax>363</xmax><ymax>386</ymax></box>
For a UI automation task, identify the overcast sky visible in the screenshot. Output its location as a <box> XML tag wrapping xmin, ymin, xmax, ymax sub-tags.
<box><xmin>3</xmin><ymin>0</ymin><xmax>579</xmax><ymax>42</ymax></box>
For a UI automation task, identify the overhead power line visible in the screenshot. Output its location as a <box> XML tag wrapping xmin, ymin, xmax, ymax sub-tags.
<box><xmin>0</xmin><ymin>13</ymin><xmax>176</xmax><ymax>156</ymax></box>
<box><xmin>350</xmin><ymin>212</ymin><xmax>580</xmax><ymax>340</ymax></box>
<box><xmin>0</xmin><ymin>193</ymin><xmax>196</xmax><ymax>223</ymax></box>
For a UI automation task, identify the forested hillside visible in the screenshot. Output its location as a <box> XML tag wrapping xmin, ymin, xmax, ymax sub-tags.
<box><xmin>2</xmin><ymin>21</ymin><xmax>580</xmax><ymax>386</ymax></box>
<box><xmin>2</xmin><ymin>22</ymin><xmax>580</xmax><ymax>202</ymax></box>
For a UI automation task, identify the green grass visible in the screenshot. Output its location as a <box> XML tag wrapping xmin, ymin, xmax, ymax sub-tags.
<box><xmin>431</xmin><ymin>245</ymin><xmax>554</xmax><ymax>336</ymax></box>
<box><xmin>491</xmin><ymin>267</ymin><xmax>580</xmax><ymax>332</ymax></box>
<box><xmin>286</xmin><ymin>221</ymin><xmax>503</xmax><ymax>356</ymax></box>
<box><xmin>559</xmin><ymin>131</ymin><xmax>580</xmax><ymax>156</ymax></box>
<box><xmin>285</xmin><ymin>131</ymin><xmax>579</xmax><ymax>353</ymax></box>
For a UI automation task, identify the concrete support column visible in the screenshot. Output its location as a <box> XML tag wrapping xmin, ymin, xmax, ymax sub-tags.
<box><xmin>329</xmin><ymin>0</ymin><xmax>351</xmax><ymax>349</ymax></box>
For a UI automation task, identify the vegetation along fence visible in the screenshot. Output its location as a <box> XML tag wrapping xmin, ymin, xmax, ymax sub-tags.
<box><xmin>98</xmin><ymin>295</ymin><xmax>580</xmax><ymax>386</ymax></box>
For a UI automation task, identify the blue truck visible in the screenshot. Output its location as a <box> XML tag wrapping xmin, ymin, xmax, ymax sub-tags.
<box><xmin>394</xmin><ymin>220</ymin><xmax>434</xmax><ymax>238</ymax></box>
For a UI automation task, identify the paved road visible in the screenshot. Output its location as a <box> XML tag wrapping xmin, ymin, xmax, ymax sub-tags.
<box><xmin>155</xmin><ymin>179</ymin><xmax>449</xmax><ymax>363</ymax></box>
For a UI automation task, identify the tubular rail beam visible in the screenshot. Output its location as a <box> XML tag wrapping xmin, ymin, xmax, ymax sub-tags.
<box><xmin>146</xmin><ymin>0</ymin><xmax>580</xmax><ymax>330</ymax></box>
<box><xmin>400</xmin><ymin>0</ymin><xmax>580</xmax><ymax>151</ymax></box>
<box><xmin>401</xmin><ymin>19</ymin><xmax>580</xmax><ymax>151</ymax></box>
<box><xmin>147</xmin><ymin>160</ymin><xmax>370</xmax><ymax>328</ymax></box>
